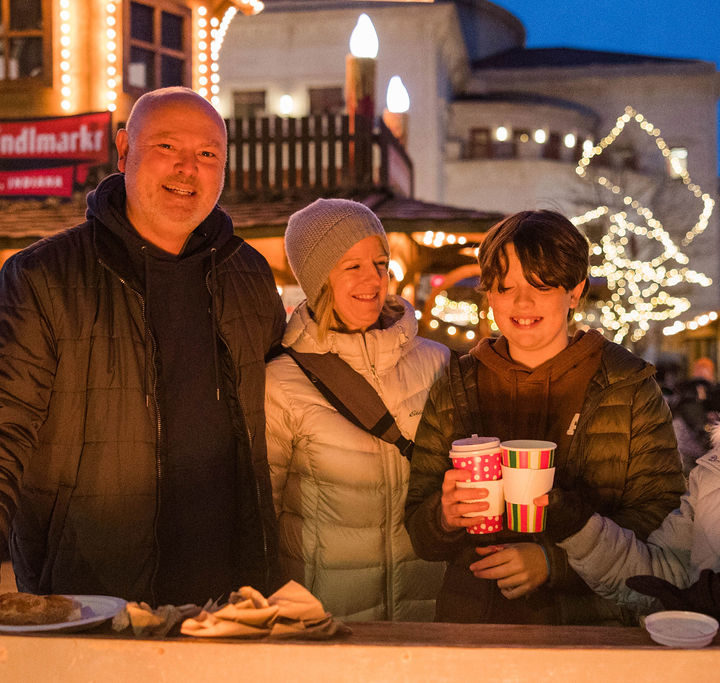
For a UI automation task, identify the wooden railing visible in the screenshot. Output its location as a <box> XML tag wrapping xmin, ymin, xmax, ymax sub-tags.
<box><xmin>223</xmin><ymin>113</ymin><xmax>413</xmax><ymax>198</ymax></box>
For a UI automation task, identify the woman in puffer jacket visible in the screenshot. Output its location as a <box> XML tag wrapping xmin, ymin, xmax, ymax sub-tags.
<box><xmin>265</xmin><ymin>199</ymin><xmax>449</xmax><ymax>621</ymax></box>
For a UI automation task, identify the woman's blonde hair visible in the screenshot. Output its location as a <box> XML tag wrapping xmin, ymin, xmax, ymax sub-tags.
<box><xmin>312</xmin><ymin>284</ymin><xmax>337</xmax><ymax>340</ymax></box>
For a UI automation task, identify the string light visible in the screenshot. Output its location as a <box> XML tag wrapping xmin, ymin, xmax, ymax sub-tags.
<box><xmin>104</xmin><ymin>1</ymin><xmax>120</xmax><ymax>112</ymax></box>
<box><xmin>234</xmin><ymin>0</ymin><xmax>265</xmax><ymax>15</ymax></box>
<box><xmin>196</xmin><ymin>6</ymin><xmax>210</xmax><ymax>98</ymax></box>
<box><xmin>576</xmin><ymin>106</ymin><xmax>714</xmax><ymax>246</ymax></box>
<box><xmin>663</xmin><ymin>310</ymin><xmax>718</xmax><ymax>336</ymax></box>
<box><xmin>413</xmin><ymin>231</ymin><xmax>468</xmax><ymax>248</ymax></box>
<box><xmin>572</xmin><ymin>105</ymin><xmax>714</xmax><ymax>343</ymax></box>
<box><xmin>58</xmin><ymin>0</ymin><xmax>72</xmax><ymax>111</ymax></box>
<box><xmin>196</xmin><ymin>0</ymin><xmax>264</xmax><ymax>104</ymax></box>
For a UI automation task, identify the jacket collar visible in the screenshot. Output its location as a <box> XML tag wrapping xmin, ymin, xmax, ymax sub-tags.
<box><xmin>282</xmin><ymin>295</ymin><xmax>416</xmax><ymax>375</ymax></box>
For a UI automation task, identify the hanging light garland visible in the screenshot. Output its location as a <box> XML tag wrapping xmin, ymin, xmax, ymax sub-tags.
<box><xmin>195</xmin><ymin>6</ymin><xmax>210</xmax><ymax>100</ymax></box>
<box><xmin>104</xmin><ymin>0</ymin><xmax>120</xmax><ymax>112</ymax></box>
<box><xmin>572</xmin><ymin>105</ymin><xmax>714</xmax><ymax>344</ymax></box>
<box><xmin>195</xmin><ymin>2</ymin><xmax>263</xmax><ymax>108</ymax></box>
<box><xmin>576</xmin><ymin>106</ymin><xmax>714</xmax><ymax>246</ymax></box>
<box><xmin>412</xmin><ymin>231</ymin><xmax>469</xmax><ymax>248</ymax></box>
<box><xmin>663</xmin><ymin>310</ymin><xmax>718</xmax><ymax>337</ymax></box>
<box><xmin>58</xmin><ymin>0</ymin><xmax>73</xmax><ymax>111</ymax></box>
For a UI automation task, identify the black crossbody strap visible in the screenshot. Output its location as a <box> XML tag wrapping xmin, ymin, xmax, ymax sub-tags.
<box><xmin>285</xmin><ymin>348</ymin><xmax>414</xmax><ymax>461</ymax></box>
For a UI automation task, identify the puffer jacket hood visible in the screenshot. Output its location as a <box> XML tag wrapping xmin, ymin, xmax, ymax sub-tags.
<box><xmin>282</xmin><ymin>295</ymin><xmax>414</xmax><ymax>375</ymax></box>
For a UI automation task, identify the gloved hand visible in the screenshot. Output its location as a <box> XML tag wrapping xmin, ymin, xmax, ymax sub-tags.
<box><xmin>625</xmin><ymin>569</ymin><xmax>720</xmax><ymax>620</ymax></box>
<box><xmin>537</xmin><ymin>487</ymin><xmax>596</xmax><ymax>543</ymax></box>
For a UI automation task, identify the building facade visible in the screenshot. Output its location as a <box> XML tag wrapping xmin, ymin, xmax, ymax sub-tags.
<box><xmin>218</xmin><ymin>0</ymin><xmax>720</xmax><ymax>356</ymax></box>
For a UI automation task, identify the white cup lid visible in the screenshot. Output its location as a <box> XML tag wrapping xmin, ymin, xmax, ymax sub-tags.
<box><xmin>450</xmin><ymin>434</ymin><xmax>501</xmax><ymax>452</ymax></box>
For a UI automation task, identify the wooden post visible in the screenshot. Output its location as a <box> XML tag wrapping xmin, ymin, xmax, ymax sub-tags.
<box><xmin>382</xmin><ymin>110</ymin><xmax>409</xmax><ymax>147</ymax></box>
<box><xmin>345</xmin><ymin>54</ymin><xmax>376</xmax><ymax>124</ymax></box>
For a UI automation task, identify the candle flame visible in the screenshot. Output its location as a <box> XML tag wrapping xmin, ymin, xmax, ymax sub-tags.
<box><xmin>349</xmin><ymin>13</ymin><xmax>378</xmax><ymax>59</ymax></box>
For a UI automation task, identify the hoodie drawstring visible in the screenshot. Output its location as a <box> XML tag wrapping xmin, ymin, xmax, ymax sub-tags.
<box><xmin>210</xmin><ymin>248</ymin><xmax>220</xmax><ymax>401</ymax></box>
<box><xmin>142</xmin><ymin>246</ymin><xmax>151</xmax><ymax>407</ymax></box>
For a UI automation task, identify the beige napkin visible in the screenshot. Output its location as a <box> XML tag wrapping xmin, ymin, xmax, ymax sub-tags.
<box><xmin>180</xmin><ymin>581</ymin><xmax>351</xmax><ymax>639</ymax></box>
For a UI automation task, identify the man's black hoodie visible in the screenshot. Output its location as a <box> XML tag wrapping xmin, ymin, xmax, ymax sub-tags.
<box><xmin>87</xmin><ymin>174</ymin><xmax>244</xmax><ymax>605</ymax></box>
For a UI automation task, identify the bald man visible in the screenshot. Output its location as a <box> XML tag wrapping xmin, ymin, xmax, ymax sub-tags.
<box><xmin>0</xmin><ymin>87</ymin><xmax>286</xmax><ymax>605</ymax></box>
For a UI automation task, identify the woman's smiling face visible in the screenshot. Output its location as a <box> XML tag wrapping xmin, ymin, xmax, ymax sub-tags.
<box><xmin>328</xmin><ymin>236</ymin><xmax>389</xmax><ymax>333</ymax></box>
<box><xmin>486</xmin><ymin>245</ymin><xmax>585</xmax><ymax>368</ymax></box>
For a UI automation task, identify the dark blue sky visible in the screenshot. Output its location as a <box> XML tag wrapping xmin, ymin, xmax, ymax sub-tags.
<box><xmin>496</xmin><ymin>0</ymin><xmax>719</xmax><ymax>63</ymax></box>
<box><xmin>495</xmin><ymin>1</ymin><xmax>720</xmax><ymax>172</ymax></box>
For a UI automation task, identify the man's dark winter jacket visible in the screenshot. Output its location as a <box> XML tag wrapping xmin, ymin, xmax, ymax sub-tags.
<box><xmin>405</xmin><ymin>334</ymin><xmax>686</xmax><ymax>625</ymax></box>
<box><xmin>0</xmin><ymin>175</ymin><xmax>286</xmax><ymax>603</ymax></box>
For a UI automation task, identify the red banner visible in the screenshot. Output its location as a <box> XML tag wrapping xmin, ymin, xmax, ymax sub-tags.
<box><xmin>0</xmin><ymin>111</ymin><xmax>111</xmax><ymax>163</ymax></box>
<box><xmin>0</xmin><ymin>166</ymin><xmax>76</xmax><ymax>197</ymax></box>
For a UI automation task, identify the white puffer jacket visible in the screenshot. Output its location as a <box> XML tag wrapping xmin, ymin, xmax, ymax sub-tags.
<box><xmin>265</xmin><ymin>295</ymin><xmax>449</xmax><ymax>621</ymax></box>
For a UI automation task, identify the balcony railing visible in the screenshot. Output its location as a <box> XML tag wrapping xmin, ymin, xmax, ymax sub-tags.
<box><xmin>223</xmin><ymin>113</ymin><xmax>413</xmax><ymax>199</ymax></box>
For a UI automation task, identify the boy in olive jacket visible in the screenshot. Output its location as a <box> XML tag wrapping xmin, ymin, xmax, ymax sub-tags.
<box><xmin>405</xmin><ymin>210</ymin><xmax>685</xmax><ymax>625</ymax></box>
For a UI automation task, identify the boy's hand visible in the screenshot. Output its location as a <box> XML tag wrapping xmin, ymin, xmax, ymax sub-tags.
<box><xmin>533</xmin><ymin>487</ymin><xmax>596</xmax><ymax>542</ymax></box>
<box><xmin>439</xmin><ymin>468</ymin><xmax>490</xmax><ymax>531</ymax></box>
<box><xmin>469</xmin><ymin>543</ymin><xmax>549</xmax><ymax>599</ymax></box>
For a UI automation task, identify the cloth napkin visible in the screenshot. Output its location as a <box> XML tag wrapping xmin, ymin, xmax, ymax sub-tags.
<box><xmin>180</xmin><ymin>581</ymin><xmax>351</xmax><ymax>639</ymax></box>
<box><xmin>112</xmin><ymin>601</ymin><xmax>209</xmax><ymax>638</ymax></box>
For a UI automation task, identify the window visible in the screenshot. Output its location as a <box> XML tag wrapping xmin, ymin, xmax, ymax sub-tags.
<box><xmin>233</xmin><ymin>90</ymin><xmax>266</xmax><ymax>119</ymax></box>
<box><xmin>124</xmin><ymin>0</ymin><xmax>190</xmax><ymax>93</ymax></box>
<box><xmin>0</xmin><ymin>0</ymin><xmax>49</xmax><ymax>82</ymax></box>
<box><xmin>309</xmin><ymin>87</ymin><xmax>344</xmax><ymax>115</ymax></box>
<box><xmin>468</xmin><ymin>128</ymin><xmax>492</xmax><ymax>159</ymax></box>
<box><xmin>543</xmin><ymin>132</ymin><xmax>561</xmax><ymax>160</ymax></box>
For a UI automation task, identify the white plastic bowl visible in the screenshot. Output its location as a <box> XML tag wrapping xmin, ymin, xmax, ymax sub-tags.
<box><xmin>644</xmin><ymin>610</ymin><xmax>719</xmax><ymax>648</ymax></box>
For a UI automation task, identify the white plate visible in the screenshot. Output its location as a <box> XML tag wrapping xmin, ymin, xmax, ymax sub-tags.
<box><xmin>0</xmin><ymin>594</ymin><xmax>127</xmax><ymax>634</ymax></box>
<box><xmin>644</xmin><ymin>610</ymin><xmax>719</xmax><ymax>648</ymax></box>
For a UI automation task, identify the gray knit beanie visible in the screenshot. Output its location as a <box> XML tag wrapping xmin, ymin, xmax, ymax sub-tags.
<box><xmin>285</xmin><ymin>198</ymin><xmax>389</xmax><ymax>308</ymax></box>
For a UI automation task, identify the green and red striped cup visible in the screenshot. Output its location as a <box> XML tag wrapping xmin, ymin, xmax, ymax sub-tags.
<box><xmin>500</xmin><ymin>440</ymin><xmax>556</xmax><ymax>533</ymax></box>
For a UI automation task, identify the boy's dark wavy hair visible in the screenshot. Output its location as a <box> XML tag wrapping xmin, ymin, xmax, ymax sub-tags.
<box><xmin>477</xmin><ymin>210</ymin><xmax>590</xmax><ymax>299</ymax></box>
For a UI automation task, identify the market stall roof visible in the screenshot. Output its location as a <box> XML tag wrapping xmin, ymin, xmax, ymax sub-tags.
<box><xmin>224</xmin><ymin>191</ymin><xmax>501</xmax><ymax>238</ymax></box>
<box><xmin>0</xmin><ymin>190</ymin><xmax>501</xmax><ymax>250</ymax></box>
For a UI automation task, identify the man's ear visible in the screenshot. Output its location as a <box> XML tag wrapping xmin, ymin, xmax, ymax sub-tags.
<box><xmin>115</xmin><ymin>129</ymin><xmax>128</xmax><ymax>172</ymax></box>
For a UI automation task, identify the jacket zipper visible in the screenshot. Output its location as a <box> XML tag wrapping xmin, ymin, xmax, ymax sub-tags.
<box><xmin>205</xmin><ymin>256</ymin><xmax>271</xmax><ymax>592</ymax></box>
<box><xmin>360</xmin><ymin>333</ymin><xmax>381</xmax><ymax>386</ymax></box>
<box><xmin>361</xmin><ymin>332</ymin><xmax>392</xmax><ymax>618</ymax></box>
<box><xmin>98</xmin><ymin>257</ymin><xmax>163</xmax><ymax>606</ymax></box>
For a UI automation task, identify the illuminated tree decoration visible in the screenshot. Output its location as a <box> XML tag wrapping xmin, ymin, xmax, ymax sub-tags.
<box><xmin>572</xmin><ymin>106</ymin><xmax>714</xmax><ymax>344</ymax></box>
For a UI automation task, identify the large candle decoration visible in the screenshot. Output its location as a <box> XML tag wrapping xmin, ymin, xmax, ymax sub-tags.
<box><xmin>345</xmin><ymin>13</ymin><xmax>378</xmax><ymax>123</ymax></box>
<box><xmin>382</xmin><ymin>75</ymin><xmax>410</xmax><ymax>147</ymax></box>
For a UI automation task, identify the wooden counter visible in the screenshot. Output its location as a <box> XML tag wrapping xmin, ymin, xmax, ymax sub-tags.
<box><xmin>1</xmin><ymin>620</ymin><xmax>719</xmax><ymax>682</ymax></box>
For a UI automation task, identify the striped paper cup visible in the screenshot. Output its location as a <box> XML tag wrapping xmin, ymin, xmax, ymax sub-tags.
<box><xmin>505</xmin><ymin>502</ymin><xmax>547</xmax><ymax>533</ymax></box>
<box><xmin>500</xmin><ymin>440</ymin><xmax>556</xmax><ymax>469</ymax></box>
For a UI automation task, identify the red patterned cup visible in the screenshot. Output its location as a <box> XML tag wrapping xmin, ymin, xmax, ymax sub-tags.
<box><xmin>449</xmin><ymin>435</ymin><xmax>503</xmax><ymax>534</ymax></box>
